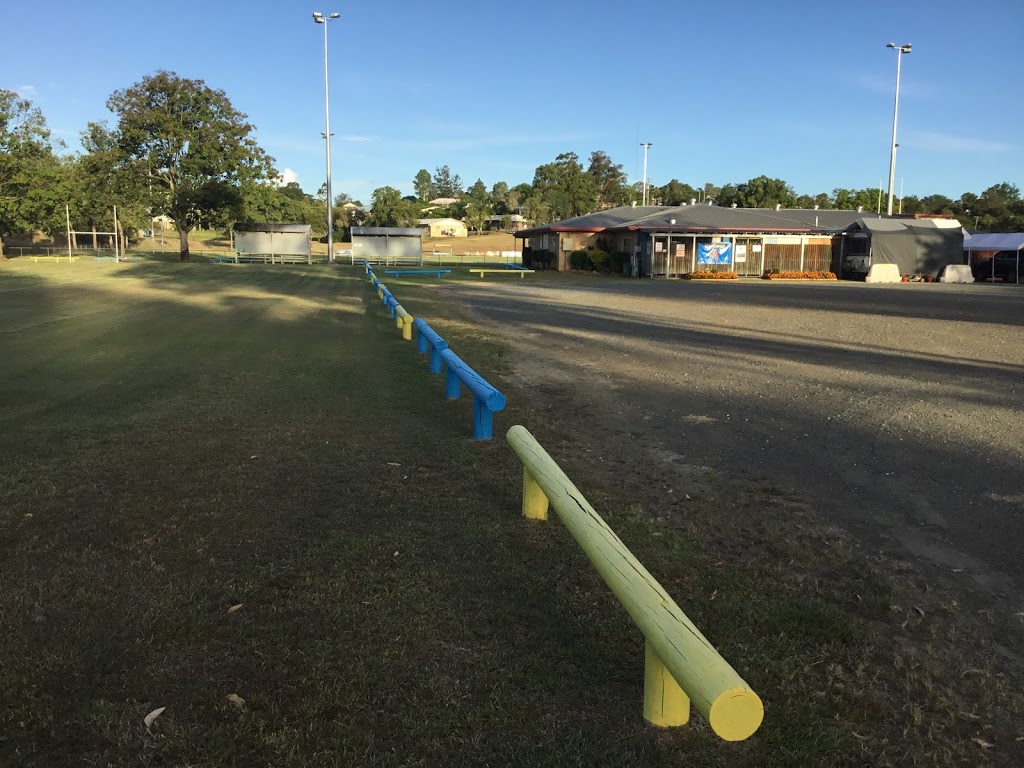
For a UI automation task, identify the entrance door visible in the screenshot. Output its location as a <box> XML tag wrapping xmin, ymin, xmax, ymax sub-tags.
<box><xmin>652</xmin><ymin>236</ymin><xmax>669</xmax><ymax>277</ymax></box>
<box><xmin>734</xmin><ymin>238</ymin><xmax>762</xmax><ymax>276</ymax></box>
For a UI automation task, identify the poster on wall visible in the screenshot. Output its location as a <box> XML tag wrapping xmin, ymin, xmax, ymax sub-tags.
<box><xmin>735</xmin><ymin>244</ymin><xmax>747</xmax><ymax>263</ymax></box>
<box><xmin>675</xmin><ymin>244</ymin><xmax>686</xmax><ymax>257</ymax></box>
<box><xmin>697</xmin><ymin>242</ymin><xmax>733</xmax><ymax>265</ymax></box>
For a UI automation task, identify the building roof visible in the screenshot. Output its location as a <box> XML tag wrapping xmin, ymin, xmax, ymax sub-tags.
<box><xmin>518</xmin><ymin>206</ymin><xmax>666</xmax><ymax>234</ymax></box>
<box><xmin>351</xmin><ymin>227</ymin><xmax>423</xmax><ymax>237</ymax></box>
<box><xmin>417</xmin><ymin>218</ymin><xmax>464</xmax><ymax>226</ymax></box>
<box><xmin>428</xmin><ymin>197</ymin><xmax>461</xmax><ymax>205</ymax></box>
<box><xmin>517</xmin><ymin>205</ymin><xmax>873</xmax><ymax>237</ymax></box>
<box><xmin>850</xmin><ymin>217</ymin><xmax>963</xmax><ymax>234</ymax></box>
<box><xmin>234</xmin><ymin>222</ymin><xmax>312</xmax><ymax>233</ymax></box>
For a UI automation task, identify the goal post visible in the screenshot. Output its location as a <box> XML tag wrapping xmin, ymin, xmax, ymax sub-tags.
<box><xmin>431</xmin><ymin>244</ymin><xmax>453</xmax><ymax>265</ymax></box>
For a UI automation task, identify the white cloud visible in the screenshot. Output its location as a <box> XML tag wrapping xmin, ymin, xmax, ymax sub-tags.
<box><xmin>276</xmin><ymin>168</ymin><xmax>299</xmax><ymax>186</ymax></box>
<box><xmin>16</xmin><ymin>84</ymin><xmax>37</xmax><ymax>98</ymax></box>
<box><xmin>904</xmin><ymin>131</ymin><xmax>1013</xmax><ymax>153</ymax></box>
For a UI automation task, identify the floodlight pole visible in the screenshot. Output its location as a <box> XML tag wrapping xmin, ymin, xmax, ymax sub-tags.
<box><xmin>65</xmin><ymin>203</ymin><xmax>72</xmax><ymax>260</ymax></box>
<box><xmin>640</xmin><ymin>143</ymin><xmax>652</xmax><ymax>206</ymax></box>
<box><xmin>314</xmin><ymin>11</ymin><xmax>340</xmax><ymax>263</ymax></box>
<box><xmin>886</xmin><ymin>42</ymin><xmax>911</xmax><ymax>216</ymax></box>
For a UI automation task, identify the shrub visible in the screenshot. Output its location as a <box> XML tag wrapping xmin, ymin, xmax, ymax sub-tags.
<box><xmin>569</xmin><ymin>250</ymin><xmax>592</xmax><ymax>271</ymax></box>
<box><xmin>587</xmin><ymin>250</ymin><xmax>609</xmax><ymax>272</ymax></box>
<box><xmin>608</xmin><ymin>251</ymin><xmax>630</xmax><ymax>274</ymax></box>
<box><xmin>528</xmin><ymin>249</ymin><xmax>554</xmax><ymax>270</ymax></box>
<box><xmin>683</xmin><ymin>271</ymin><xmax>739</xmax><ymax>280</ymax></box>
<box><xmin>761</xmin><ymin>271</ymin><xmax>837</xmax><ymax>280</ymax></box>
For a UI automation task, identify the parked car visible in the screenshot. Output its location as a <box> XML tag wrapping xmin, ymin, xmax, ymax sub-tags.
<box><xmin>973</xmin><ymin>252</ymin><xmax>1021</xmax><ymax>283</ymax></box>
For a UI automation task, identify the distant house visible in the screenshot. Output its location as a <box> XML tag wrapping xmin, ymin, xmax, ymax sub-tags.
<box><xmin>428</xmin><ymin>197</ymin><xmax>461</xmax><ymax>206</ymax></box>
<box><xmin>417</xmin><ymin>218</ymin><xmax>467</xmax><ymax>238</ymax></box>
<box><xmin>485</xmin><ymin>214</ymin><xmax>527</xmax><ymax>232</ymax></box>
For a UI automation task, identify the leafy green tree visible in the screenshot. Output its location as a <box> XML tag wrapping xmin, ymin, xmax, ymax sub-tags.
<box><xmin>899</xmin><ymin>195</ymin><xmax>923</xmax><ymax>215</ymax></box>
<box><xmin>464</xmin><ymin>201</ymin><xmax>488</xmax><ymax>234</ymax></box>
<box><xmin>465</xmin><ymin>178</ymin><xmax>490</xmax><ymax>205</ymax></box>
<box><xmin>0</xmin><ymin>90</ymin><xmax>66</xmax><ymax>257</ymax></box>
<box><xmin>105</xmin><ymin>70</ymin><xmax>274</xmax><ymax>261</ymax></box>
<box><xmin>368</xmin><ymin>186</ymin><xmax>417</xmax><ymax>227</ymax></box>
<box><xmin>971</xmin><ymin>182</ymin><xmax>1022</xmax><ymax>231</ymax></box>
<box><xmin>586</xmin><ymin>151</ymin><xmax>628</xmax><ymax>208</ymax></box>
<box><xmin>70</xmin><ymin>121</ymin><xmax>148</xmax><ymax>250</ymax></box>
<box><xmin>532</xmin><ymin>152</ymin><xmax>597</xmax><ymax>220</ymax></box>
<box><xmin>658</xmin><ymin>179</ymin><xmax>699</xmax><ymax>206</ymax></box>
<box><xmin>832</xmin><ymin>188</ymin><xmax>879</xmax><ymax>211</ymax></box>
<box><xmin>715</xmin><ymin>183</ymin><xmax>738</xmax><ymax>207</ymax></box>
<box><xmin>720</xmin><ymin>175</ymin><xmax>796</xmax><ymax>208</ymax></box>
<box><xmin>432</xmin><ymin>165</ymin><xmax>463</xmax><ymax>199</ymax></box>
<box><xmin>490</xmin><ymin>181</ymin><xmax>510</xmax><ymax>213</ymax></box>
<box><xmin>507</xmin><ymin>183</ymin><xmax>533</xmax><ymax>215</ymax></box>
<box><xmin>521</xmin><ymin>193</ymin><xmax>552</xmax><ymax>226</ymax></box>
<box><xmin>413</xmin><ymin>168</ymin><xmax>435</xmax><ymax>201</ymax></box>
<box><xmin>919</xmin><ymin>194</ymin><xmax>955</xmax><ymax>216</ymax></box>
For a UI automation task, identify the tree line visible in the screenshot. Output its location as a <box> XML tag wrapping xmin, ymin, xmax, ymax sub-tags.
<box><xmin>2</xmin><ymin>76</ymin><xmax>1021</xmax><ymax>262</ymax></box>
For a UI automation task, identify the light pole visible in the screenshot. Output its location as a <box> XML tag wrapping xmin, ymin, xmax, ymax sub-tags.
<box><xmin>885</xmin><ymin>42</ymin><xmax>911</xmax><ymax>216</ymax></box>
<box><xmin>313</xmin><ymin>11</ymin><xmax>340</xmax><ymax>262</ymax></box>
<box><xmin>640</xmin><ymin>142</ymin><xmax>652</xmax><ymax>205</ymax></box>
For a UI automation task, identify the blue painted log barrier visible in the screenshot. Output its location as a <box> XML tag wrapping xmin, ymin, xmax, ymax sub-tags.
<box><xmin>439</xmin><ymin>348</ymin><xmax>506</xmax><ymax>440</ymax></box>
<box><xmin>383</xmin><ymin>269</ymin><xmax>452</xmax><ymax>277</ymax></box>
<box><xmin>414</xmin><ymin>318</ymin><xmax>448</xmax><ymax>374</ymax></box>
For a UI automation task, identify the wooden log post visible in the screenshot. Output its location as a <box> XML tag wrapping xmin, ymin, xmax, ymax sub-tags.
<box><xmin>395</xmin><ymin>306</ymin><xmax>413</xmax><ymax>341</ymax></box>
<box><xmin>413</xmin><ymin>319</ymin><xmax>448</xmax><ymax>374</ymax></box>
<box><xmin>505</xmin><ymin>425</ymin><xmax>763</xmax><ymax>740</ymax></box>
<box><xmin>644</xmin><ymin>639</ymin><xmax>690</xmax><ymax>727</ymax></box>
<box><xmin>440</xmin><ymin>349</ymin><xmax>506</xmax><ymax>440</ymax></box>
<box><xmin>521</xmin><ymin>467</ymin><xmax>549</xmax><ymax>521</ymax></box>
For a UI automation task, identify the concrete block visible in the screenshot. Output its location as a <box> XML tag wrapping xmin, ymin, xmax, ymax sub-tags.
<box><xmin>865</xmin><ymin>264</ymin><xmax>901</xmax><ymax>283</ymax></box>
<box><xmin>940</xmin><ymin>265</ymin><xmax>975</xmax><ymax>283</ymax></box>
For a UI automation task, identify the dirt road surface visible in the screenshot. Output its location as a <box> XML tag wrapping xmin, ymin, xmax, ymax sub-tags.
<box><xmin>448</xmin><ymin>276</ymin><xmax>1024</xmax><ymax>652</ymax></box>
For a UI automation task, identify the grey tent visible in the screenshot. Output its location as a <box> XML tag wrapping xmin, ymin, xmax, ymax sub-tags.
<box><xmin>963</xmin><ymin>233</ymin><xmax>1023</xmax><ymax>284</ymax></box>
<box><xmin>848</xmin><ymin>218</ymin><xmax>964</xmax><ymax>278</ymax></box>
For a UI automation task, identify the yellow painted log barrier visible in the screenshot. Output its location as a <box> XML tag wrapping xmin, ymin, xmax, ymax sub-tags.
<box><xmin>395</xmin><ymin>305</ymin><xmax>414</xmax><ymax>341</ymax></box>
<box><xmin>505</xmin><ymin>425</ymin><xmax>763</xmax><ymax>740</ymax></box>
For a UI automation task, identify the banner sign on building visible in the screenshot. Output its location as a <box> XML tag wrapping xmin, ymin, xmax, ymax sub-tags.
<box><xmin>697</xmin><ymin>242</ymin><xmax>733</xmax><ymax>265</ymax></box>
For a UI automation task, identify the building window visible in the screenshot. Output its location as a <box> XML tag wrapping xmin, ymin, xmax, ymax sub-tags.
<box><xmin>621</xmin><ymin>237</ymin><xmax>631</xmax><ymax>252</ymax></box>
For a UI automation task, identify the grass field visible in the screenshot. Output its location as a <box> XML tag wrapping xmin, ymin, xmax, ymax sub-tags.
<box><xmin>1</xmin><ymin>261</ymin><xmax>1020</xmax><ymax>767</ymax></box>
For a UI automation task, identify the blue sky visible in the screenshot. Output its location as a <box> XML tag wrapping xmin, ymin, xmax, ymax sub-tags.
<box><xmin>4</xmin><ymin>0</ymin><xmax>1022</xmax><ymax>204</ymax></box>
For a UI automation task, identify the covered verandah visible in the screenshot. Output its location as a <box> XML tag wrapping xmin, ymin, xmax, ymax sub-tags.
<box><xmin>633</xmin><ymin>230</ymin><xmax>835</xmax><ymax>278</ymax></box>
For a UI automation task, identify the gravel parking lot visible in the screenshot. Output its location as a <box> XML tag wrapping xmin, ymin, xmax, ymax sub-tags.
<box><xmin>448</xmin><ymin>276</ymin><xmax>1024</xmax><ymax>648</ymax></box>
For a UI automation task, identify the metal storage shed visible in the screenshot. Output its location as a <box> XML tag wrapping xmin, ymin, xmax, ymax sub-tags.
<box><xmin>351</xmin><ymin>227</ymin><xmax>423</xmax><ymax>264</ymax></box>
<box><xmin>233</xmin><ymin>223</ymin><xmax>312</xmax><ymax>263</ymax></box>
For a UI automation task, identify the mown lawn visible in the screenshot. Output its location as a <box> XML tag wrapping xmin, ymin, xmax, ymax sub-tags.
<box><xmin>0</xmin><ymin>260</ymin><xmax>1020</xmax><ymax>767</ymax></box>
